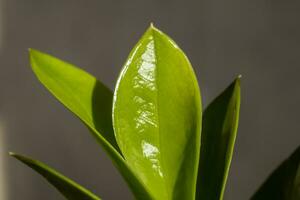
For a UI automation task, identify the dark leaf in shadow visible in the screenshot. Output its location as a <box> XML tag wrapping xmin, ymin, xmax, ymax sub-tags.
<box><xmin>91</xmin><ymin>82</ymin><xmax>120</xmax><ymax>152</ymax></box>
<box><xmin>251</xmin><ymin>146</ymin><xmax>300</xmax><ymax>200</ymax></box>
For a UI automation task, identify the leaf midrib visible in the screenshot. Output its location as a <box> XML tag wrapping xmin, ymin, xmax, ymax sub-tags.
<box><xmin>151</xmin><ymin>28</ymin><xmax>170</xmax><ymax>200</ymax></box>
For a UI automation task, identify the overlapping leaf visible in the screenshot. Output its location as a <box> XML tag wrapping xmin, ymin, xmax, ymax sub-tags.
<box><xmin>196</xmin><ymin>77</ymin><xmax>241</xmax><ymax>200</ymax></box>
<box><xmin>29</xmin><ymin>49</ymin><xmax>117</xmax><ymax>150</ymax></box>
<box><xmin>10</xmin><ymin>153</ymin><xmax>101</xmax><ymax>200</ymax></box>
<box><xmin>251</xmin><ymin>146</ymin><xmax>300</xmax><ymax>200</ymax></box>
<box><xmin>113</xmin><ymin>25</ymin><xmax>202</xmax><ymax>200</ymax></box>
<box><xmin>28</xmin><ymin>49</ymin><xmax>153</xmax><ymax>199</ymax></box>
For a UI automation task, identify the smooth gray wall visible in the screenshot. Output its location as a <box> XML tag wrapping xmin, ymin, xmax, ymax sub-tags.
<box><xmin>0</xmin><ymin>0</ymin><xmax>299</xmax><ymax>199</ymax></box>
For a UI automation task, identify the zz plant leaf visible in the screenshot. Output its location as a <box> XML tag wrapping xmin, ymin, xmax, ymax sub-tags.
<box><xmin>10</xmin><ymin>25</ymin><xmax>299</xmax><ymax>200</ymax></box>
<box><xmin>112</xmin><ymin>25</ymin><xmax>201</xmax><ymax>200</ymax></box>
<box><xmin>10</xmin><ymin>153</ymin><xmax>101</xmax><ymax>200</ymax></box>
<box><xmin>197</xmin><ymin>77</ymin><xmax>241</xmax><ymax>200</ymax></box>
<box><xmin>251</xmin><ymin>146</ymin><xmax>300</xmax><ymax>200</ymax></box>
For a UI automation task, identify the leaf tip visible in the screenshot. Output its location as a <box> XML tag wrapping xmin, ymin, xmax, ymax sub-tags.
<box><xmin>9</xmin><ymin>153</ymin><xmax>35</xmax><ymax>167</ymax></box>
<box><xmin>150</xmin><ymin>22</ymin><xmax>155</xmax><ymax>28</ymax></box>
<box><xmin>9</xmin><ymin>152</ymin><xmax>23</xmax><ymax>161</ymax></box>
<box><xmin>233</xmin><ymin>76</ymin><xmax>241</xmax><ymax>103</ymax></box>
<box><xmin>9</xmin><ymin>152</ymin><xmax>23</xmax><ymax>160</ymax></box>
<box><xmin>9</xmin><ymin>151</ymin><xmax>16</xmax><ymax>157</ymax></box>
<box><xmin>28</xmin><ymin>48</ymin><xmax>41</xmax><ymax>58</ymax></box>
<box><xmin>147</xmin><ymin>23</ymin><xmax>161</xmax><ymax>35</ymax></box>
<box><xmin>28</xmin><ymin>48</ymin><xmax>36</xmax><ymax>55</ymax></box>
<box><xmin>28</xmin><ymin>49</ymin><xmax>47</xmax><ymax>73</ymax></box>
<box><xmin>28</xmin><ymin>48</ymin><xmax>39</xmax><ymax>65</ymax></box>
<box><xmin>234</xmin><ymin>74</ymin><xmax>242</xmax><ymax>88</ymax></box>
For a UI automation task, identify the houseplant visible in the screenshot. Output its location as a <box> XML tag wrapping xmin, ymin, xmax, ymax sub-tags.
<box><xmin>11</xmin><ymin>25</ymin><xmax>300</xmax><ymax>200</ymax></box>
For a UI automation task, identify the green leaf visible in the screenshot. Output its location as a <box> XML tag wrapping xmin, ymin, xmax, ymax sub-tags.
<box><xmin>251</xmin><ymin>146</ymin><xmax>300</xmax><ymax>200</ymax></box>
<box><xmin>196</xmin><ymin>77</ymin><xmax>241</xmax><ymax>200</ymax></box>
<box><xmin>10</xmin><ymin>153</ymin><xmax>101</xmax><ymax>200</ymax></box>
<box><xmin>29</xmin><ymin>49</ymin><xmax>118</xmax><ymax>151</ymax></box>
<box><xmin>112</xmin><ymin>25</ymin><xmax>202</xmax><ymax>200</ymax></box>
<box><xmin>29</xmin><ymin>49</ymin><xmax>153</xmax><ymax>200</ymax></box>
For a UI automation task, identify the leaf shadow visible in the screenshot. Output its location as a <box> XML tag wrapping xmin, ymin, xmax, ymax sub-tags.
<box><xmin>91</xmin><ymin>81</ymin><xmax>120</xmax><ymax>153</ymax></box>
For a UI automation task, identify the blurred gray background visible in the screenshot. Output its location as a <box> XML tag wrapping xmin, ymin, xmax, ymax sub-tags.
<box><xmin>0</xmin><ymin>0</ymin><xmax>299</xmax><ymax>199</ymax></box>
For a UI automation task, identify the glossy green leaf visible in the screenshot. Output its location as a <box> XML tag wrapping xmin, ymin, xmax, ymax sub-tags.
<box><xmin>251</xmin><ymin>146</ymin><xmax>300</xmax><ymax>200</ymax></box>
<box><xmin>196</xmin><ymin>77</ymin><xmax>241</xmax><ymax>200</ymax></box>
<box><xmin>29</xmin><ymin>49</ymin><xmax>153</xmax><ymax>199</ymax></box>
<box><xmin>10</xmin><ymin>153</ymin><xmax>101</xmax><ymax>200</ymax></box>
<box><xmin>113</xmin><ymin>25</ymin><xmax>202</xmax><ymax>200</ymax></box>
<box><xmin>29</xmin><ymin>49</ymin><xmax>118</xmax><ymax>151</ymax></box>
